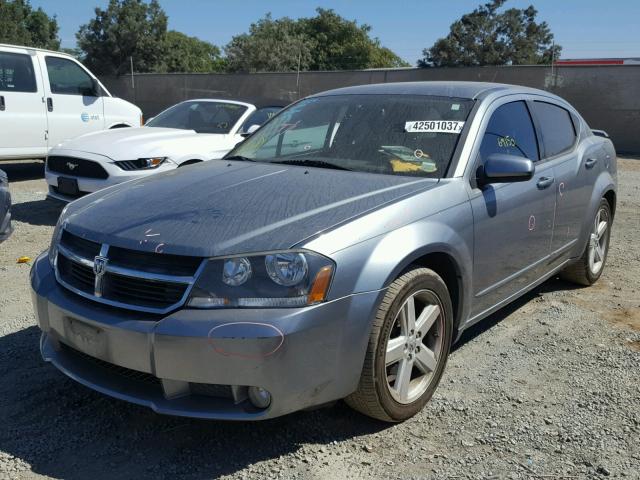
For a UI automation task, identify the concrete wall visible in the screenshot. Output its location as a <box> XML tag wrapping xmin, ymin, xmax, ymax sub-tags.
<box><xmin>100</xmin><ymin>65</ymin><xmax>640</xmax><ymax>154</ymax></box>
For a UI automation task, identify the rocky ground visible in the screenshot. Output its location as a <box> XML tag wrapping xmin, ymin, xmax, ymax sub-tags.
<box><xmin>0</xmin><ymin>160</ymin><xmax>638</xmax><ymax>480</ymax></box>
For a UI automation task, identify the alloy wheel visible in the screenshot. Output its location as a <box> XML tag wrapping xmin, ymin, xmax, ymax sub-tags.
<box><xmin>385</xmin><ymin>290</ymin><xmax>444</xmax><ymax>404</ymax></box>
<box><xmin>588</xmin><ymin>206</ymin><xmax>609</xmax><ymax>275</ymax></box>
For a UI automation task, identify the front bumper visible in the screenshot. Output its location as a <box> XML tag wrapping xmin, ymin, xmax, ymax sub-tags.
<box><xmin>45</xmin><ymin>149</ymin><xmax>177</xmax><ymax>202</ymax></box>
<box><xmin>31</xmin><ymin>253</ymin><xmax>381</xmax><ymax>420</ymax></box>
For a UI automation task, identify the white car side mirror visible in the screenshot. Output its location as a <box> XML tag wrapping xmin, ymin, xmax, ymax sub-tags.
<box><xmin>241</xmin><ymin>124</ymin><xmax>261</xmax><ymax>137</ymax></box>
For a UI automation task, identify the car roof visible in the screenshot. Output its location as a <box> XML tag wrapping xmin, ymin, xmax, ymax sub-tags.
<box><xmin>0</xmin><ymin>43</ymin><xmax>76</xmax><ymax>59</ymax></box>
<box><xmin>310</xmin><ymin>81</ymin><xmax>557</xmax><ymax>101</ymax></box>
<box><xmin>179</xmin><ymin>98</ymin><xmax>286</xmax><ymax>109</ymax></box>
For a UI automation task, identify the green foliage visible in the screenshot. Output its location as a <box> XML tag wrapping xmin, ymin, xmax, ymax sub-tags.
<box><xmin>419</xmin><ymin>0</ymin><xmax>561</xmax><ymax>67</ymax></box>
<box><xmin>225</xmin><ymin>14</ymin><xmax>314</xmax><ymax>73</ymax></box>
<box><xmin>77</xmin><ymin>0</ymin><xmax>168</xmax><ymax>75</ymax></box>
<box><xmin>0</xmin><ymin>0</ymin><xmax>60</xmax><ymax>50</ymax></box>
<box><xmin>226</xmin><ymin>8</ymin><xmax>409</xmax><ymax>72</ymax></box>
<box><xmin>164</xmin><ymin>31</ymin><xmax>226</xmax><ymax>73</ymax></box>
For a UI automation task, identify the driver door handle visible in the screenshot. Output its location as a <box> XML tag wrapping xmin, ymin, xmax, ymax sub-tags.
<box><xmin>536</xmin><ymin>176</ymin><xmax>555</xmax><ymax>190</ymax></box>
<box><xmin>585</xmin><ymin>157</ymin><xmax>598</xmax><ymax>169</ymax></box>
<box><xmin>0</xmin><ymin>95</ymin><xmax>5</xmax><ymax>111</ymax></box>
<box><xmin>47</xmin><ymin>97</ymin><xmax>53</xmax><ymax>112</ymax></box>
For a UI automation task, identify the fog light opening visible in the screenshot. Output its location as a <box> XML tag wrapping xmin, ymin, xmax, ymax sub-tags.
<box><xmin>248</xmin><ymin>386</ymin><xmax>271</xmax><ymax>409</ymax></box>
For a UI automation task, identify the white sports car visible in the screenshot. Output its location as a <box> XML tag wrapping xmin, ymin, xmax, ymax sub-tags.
<box><xmin>45</xmin><ymin>99</ymin><xmax>281</xmax><ymax>202</ymax></box>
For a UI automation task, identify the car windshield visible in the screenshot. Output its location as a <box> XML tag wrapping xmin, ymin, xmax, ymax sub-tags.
<box><xmin>146</xmin><ymin>101</ymin><xmax>248</xmax><ymax>134</ymax></box>
<box><xmin>229</xmin><ymin>94</ymin><xmax>474</xmax><ymax>177</ymax></box>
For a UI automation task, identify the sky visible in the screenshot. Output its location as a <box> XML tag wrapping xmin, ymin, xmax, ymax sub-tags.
<box><xmin>30</xmin><ymin>0</ymin><xmax>640</xmax><ymax>64</ymax></box>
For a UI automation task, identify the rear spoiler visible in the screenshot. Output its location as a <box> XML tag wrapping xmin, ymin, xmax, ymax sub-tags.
<box><xmin>592</xmin><ymin>129</ymin><xmax>610</xmax><ymax>138</ymax></box>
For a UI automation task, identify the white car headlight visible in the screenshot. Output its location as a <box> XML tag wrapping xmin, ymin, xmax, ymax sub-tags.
<box><xmin>188</xmin><ymin>250</ymin><xmax>334</xmax><ymax>309</ymax></box>
<box><xmin>114</xmin><ymin>157</ymin><xmax>167</xmax><ymax>171</ymax></box>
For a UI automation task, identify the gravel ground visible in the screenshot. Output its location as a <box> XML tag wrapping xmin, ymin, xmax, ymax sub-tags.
<box><xmin>0</xmin><ymin>159</ymin><xmax>638</xmax><ymax>480</ymax></box>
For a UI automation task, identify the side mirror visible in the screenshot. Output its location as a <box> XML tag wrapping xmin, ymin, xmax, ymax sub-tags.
<box><xmin>240</xmin><ymin>124</ymin><xmax>261</xmax><ymax>137</ymax></box>
<box><xmin>478</xmin><ymin>153</ymin><xmax>535</xmax><ymax>186</ymax></box>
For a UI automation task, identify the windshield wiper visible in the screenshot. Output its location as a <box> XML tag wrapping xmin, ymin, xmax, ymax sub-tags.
<box><xmin>273</xmin><ymin>159</ymin><xmax>352</xmax><ymax>171</ymax></box>
<box><xmin>225</xmin><ymin>155</ymin><xmax>257</xmax><ymax>162</ymax></box>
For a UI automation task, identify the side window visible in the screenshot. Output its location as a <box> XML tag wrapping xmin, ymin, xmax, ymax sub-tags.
<box><xmin>530</xmin><ymin>102</ymin><xmax>576</xmax><ymax>157</ymax></box>
<box><xmin>0</xmin><ymin>52</ymin><xmax>37</xmax><ymax>93</ymax></box>
<box><xmin>479</xmin><ymin>101</ymin><xmax>539</xmax><ymax>163</ymax></box>
<box><xmin>239</xmin><ymin>107</ymin><xmax>281</xmax><ymax>133</ymax></box>
<box><xmin>45</xmin><ymin>56</ymin><xmax>95</xmax><ymax>96</ymax></box>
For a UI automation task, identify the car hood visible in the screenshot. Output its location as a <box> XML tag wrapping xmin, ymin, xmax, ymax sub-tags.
<box><xmin>63</xmin><ymin>161</ymin><xmax>438</xmax><ymax>258</ymax></box>
<box><xmin>53</xmin><ymin>127</ymin><xmax>236</xmax><ymax>161</ymax></box>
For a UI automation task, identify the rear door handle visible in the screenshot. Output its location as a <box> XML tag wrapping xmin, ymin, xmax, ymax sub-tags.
<box><xmin>47</xmin><ymin>97</ymin><xmax>53</xmax><ymax>112</ymax></box>
<box><xmin>536</xmin><ymin>176</ymin><xmax>555</xmax><ymax>190</ymax></box>
<box><xmin>0</xmin><ymin>95</ymin><xmax>5</xmax><ymax>111</ymax></box>
<box><xmin>585</xmin><ymin>157</ymin><xmax>598</xmax><ymax>169</ymax></box>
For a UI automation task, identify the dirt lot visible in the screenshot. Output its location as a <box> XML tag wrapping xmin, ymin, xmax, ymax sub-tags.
<box><xmin>0</xmin><ymin>160</ymin><xmax>638</xmax><ymax>480</ymax></box>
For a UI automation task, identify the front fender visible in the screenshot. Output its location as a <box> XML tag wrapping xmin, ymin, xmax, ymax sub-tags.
<box><xmin>326</xmin><ymin>200</ymin><xmax>474</xmax><ymax>325</ymax></box>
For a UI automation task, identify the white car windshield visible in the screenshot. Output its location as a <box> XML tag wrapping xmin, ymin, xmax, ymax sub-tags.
<box><xmin>229</xmin><ymin>94</ymin><xmax>474</xmax><ymax>178</ymax></box>
<box><xmin>146</xmin><ymin>101</ymin><xmax>248</xmax><ymax>134</ymax></box>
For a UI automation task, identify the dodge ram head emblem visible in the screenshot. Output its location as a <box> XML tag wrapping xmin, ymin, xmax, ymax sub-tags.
<box><xmin>66</xmin><ymin>162</ymin><xmax>78</xmax><ymax>171</ymax></box>
<box><xmin>93</xmin><ymin>256</ymin><xmax>108</xmax><ymax>297</ymax></box>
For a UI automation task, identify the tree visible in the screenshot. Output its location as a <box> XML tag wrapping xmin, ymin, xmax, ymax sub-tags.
<box><xmin>164</xmin><ymin>31</ymin><xmax>226</xmax><ymax>73</ymax></box>
<box><xmin>225</xmin><ymin>9</ymin><xmax>409</xmax><ymax>72</ymax></box>
<box><xmin>76</xmin><ymin>0</ymin><xmax>168</xmax><ymax>75</ymax></box>
<box><xmin>0</xmin><ymin>0</ymin><xmax>60</xmax><ymax>50</ymax></box>
<box><xmin>418</xmin><ymin>0</ymin><xmax>561</xmax><ymax>67</ymax></box>
<box><xmin>225</xmin><ymin>14</ymin><xmax>314</xmax><ymax>73</ymax></box>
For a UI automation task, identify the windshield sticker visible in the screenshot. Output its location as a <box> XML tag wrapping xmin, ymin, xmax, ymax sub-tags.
<box><xmin>451</xmin><ymin>104</ymin><xmax>461</xmax><ymax>111</ymax></box>
<box><xmin>405</xmin><ymin>120</ymin><xmax>464</xmax><ymax>134</ymax></box>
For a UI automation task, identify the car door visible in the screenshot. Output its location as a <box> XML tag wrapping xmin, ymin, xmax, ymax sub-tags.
<box><xmin>528</xmin><ymin>101</ymin><xmax>593</xmax><ymax>261</ymax></box>
<box><xmin>38</xmin><ymin>53</ymin><xmax>105</xmax><ymax>148</ymax></box>
<box><xmin>0</xmin><ymin>49</ymin><xmax>48</xmax><ymax>158</ymax></box>
<box><xmin>469</xmin><ymin>99</ymin><xmax>556</xmax><ymax>317</ymax></box>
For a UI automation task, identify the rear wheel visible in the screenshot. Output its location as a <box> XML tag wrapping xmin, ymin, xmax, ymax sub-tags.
<box><xmin>345</xmin><ymin>268</ymin><xmax>453</xmax><ymax>422</ymax></box>
<box><xmin>561</xmin><ymin>198</ymin><xmax>612</xmax><ymax>286</ymax></box>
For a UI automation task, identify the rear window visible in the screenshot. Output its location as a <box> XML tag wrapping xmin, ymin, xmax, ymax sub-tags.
<box><xmin>531</xmin><ymin>101</ymin><xmax>576</xmax><ymax>157</ymax></box>
<box><xmin>0</xmin><ymin>52</ymin><xmax>37</xmax><ymax>93</ymax></box>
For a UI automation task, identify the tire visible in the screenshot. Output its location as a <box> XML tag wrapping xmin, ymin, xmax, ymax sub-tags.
<box><xmin>560</xmin><ymin>198</ymin><xmax>612</xmax><ymax>286</ymax></box>
<box><xmin>345</xmin><ymin>268</ymin><xmax>453</xmax><ymax>422</ymax></box>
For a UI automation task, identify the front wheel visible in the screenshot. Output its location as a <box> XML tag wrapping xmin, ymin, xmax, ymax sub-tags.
<box><xmin>345</xmin><ymin>268</ymin><xmax>453</xmax><ymax>422</ymax></box>
<box><xmin>561</xmin><ymin>198</ymin><xmax>612</xmax><ymax>286</ymax></box>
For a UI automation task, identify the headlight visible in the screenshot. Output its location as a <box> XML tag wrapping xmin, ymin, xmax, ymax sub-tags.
<box><xmin>187</xmin><ymin>250</ymin><xmax>334</xmax><ymax>308</ymax></box>
<box><xmin>114</xmin><ymin>157</ymin><xmax>167</xmax><ymax>170</ymax></box>
<box><xmin>48</xmin><ymin>205</ymin><xmax>69</xmax><ymax>267</ymax></box>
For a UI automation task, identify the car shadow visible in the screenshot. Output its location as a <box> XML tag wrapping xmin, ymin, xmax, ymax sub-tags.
<box><xmin>1</xmin><ymin>161</ymin><xmax>44</xmax><ymax>182</ymax></box>
<box><xmin>0</xmin><ymin>277</ymin><xmax>584</xmax><ymax>479</ymax></box>
<box><xmin>453</xmin><ymin>276</ymin><xmax>584</xmax><ymax>350</ymax></box>
<box><xmin>10</xmin><ymin>199</ymin><xmax>64</xmax><ymax>227</ymax></box>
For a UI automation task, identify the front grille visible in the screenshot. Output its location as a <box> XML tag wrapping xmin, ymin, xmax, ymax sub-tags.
<box><xmin>57</xmin><ymin>254</ymin><xmax>94</xmax><ymax>293</ymax></box>
<box><xmin>190</xmin><ymin>383</ymin><xmax>234</xmax><ymax>399</ymax></box>
<box><xmin>55</xmin><ymin>229</ymin><xmax>203</xmax><ymax>313</ymax></box>
<box><xmin>47</xmin><ymin>156</ymin><xmax>109</xmax><ymax>179</ymax></box>
<box><xmin>60</xmin><ymin>343</ymin><xmax>161</xmax><ymax>387</ymax></box>
<box><xmin>106</xmin><ymin>272</ymin><xmax>188</xmax><ymax>309</ymax></box>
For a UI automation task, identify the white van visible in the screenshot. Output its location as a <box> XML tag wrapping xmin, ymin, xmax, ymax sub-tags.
<box><xmin>0</xmin><ymin>44</ymin><xmax>142</xmax><ymax>161</ymax></box>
